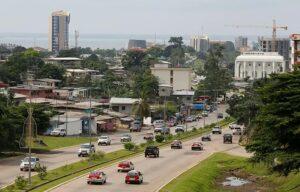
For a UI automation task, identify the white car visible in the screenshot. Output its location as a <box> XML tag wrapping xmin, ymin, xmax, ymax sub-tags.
<box><xmin>120</xmin><ymin>134</ymin><xmax>132</xmax><ymax>142</ymax></box>
<box><xmin>20</xmin><ymin>157</ymin><xmax>40</xmax><ymax>171</ymax></box>
<box><xmin>175</xmin><ymin>125</ymin><xmax>185</xmax><ymax>133</ymax></box>
<box><xmin>233</xmin><ymin>127</ymin><xmax>242</xmax><ymax>135</ymax></box>
<box><xmin>98</xmin><ymin>136</ymin><xmax>111</xmax><ymax>145</ymax></box>
<box><xmin>50</xmin><ymin>128</ymin><xmax>66</xmax><ymax>137</ymax></box>
<box><xmin>212</xmin><ymin>126</ymin><xmax>222</xmax><ymax>134</ymax></box>
<box><xmin>78</xmin><ymin>143</ymin><xmax>95</xmax><ymax>157</ymax></box>
<box><xmin>153</xmin><ymin>120</ymin><xmax>164</xmax><ymax>128</ymax></box>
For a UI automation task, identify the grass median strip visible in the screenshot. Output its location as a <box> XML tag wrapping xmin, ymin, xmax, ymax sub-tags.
<box><xmin>160</xmin><ymin>153</ymin><xmax>300</xmax><ymax>192</ymax></box>
<box><xmin>1</xmin><ymin>117</ymin><xmax>234</xmax><ymax>192</ymax></box>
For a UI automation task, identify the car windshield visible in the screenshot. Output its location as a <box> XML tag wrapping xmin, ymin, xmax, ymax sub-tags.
<box><xmin>23</xmin><ymin>157</ymin><xmax>36</xmax><ymax>162</ymax></box>
<box><xmin>128</xmin><ymin>171</ymin><xmax>138</xmax><ymax>176</ymax></box>
<box><xmin>80</xmin><ymin>144</ymin><xmax>90</xmax><ymax>149</ymax></box>
<box><xmin>99</xmin><ymin>136</ymin><xmax>108</xmax><ymax>139</ymax></box>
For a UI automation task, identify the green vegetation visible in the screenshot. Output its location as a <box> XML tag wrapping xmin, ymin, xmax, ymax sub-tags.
<box><xmin>227</xmin><ymin>70</ymin><xmax>300</xmax><ymax>174</ymax></box>
<box><xmin>32</xmin><ymin>136</ymin><xmax>97</xmax><ymax>151</ymax></box>
<box><xmin>160</xmin><ymin>153</ymin><xmax>300</xmax><ymax>192</ymax></box>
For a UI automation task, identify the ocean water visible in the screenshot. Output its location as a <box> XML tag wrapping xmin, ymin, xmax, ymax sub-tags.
<box><xmin>0</xmin><ymin>33</ymin><xmax>259</xmax><ymax>50</ymax></box>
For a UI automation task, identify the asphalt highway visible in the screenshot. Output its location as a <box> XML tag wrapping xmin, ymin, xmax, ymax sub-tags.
<box><xmin>0</xmin><ymin>105</ymin><xmax>227</xmax><ymax>188</ymax></box>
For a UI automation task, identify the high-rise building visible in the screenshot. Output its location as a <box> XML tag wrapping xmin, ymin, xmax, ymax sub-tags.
<box><xmin>235</xmin><ymin>36</ymin><xmax>248</xmax><ymax>51</ymax></box>
<box><xmin>258</xmin><ymin>37</ymin><xmax>290</xmax><ymax>70</ymax></box>
<box><xmin>128</xmin><ymin>39</ymin><xmax>147</xmax><ymax>50</ymax></box>
<box><xmin>290</xmin><ymin>34</ymin><xmax>300</xmax><ymax>71</ymax></box>
<box><xmin>48</xmin><ymin>10</ymin><xmax>70</xmax><ymax>53</ymax></box>
<box><xmin>190</xmin><ymin>36</ymin><xmax>209</xmax><ymax>52</ymax></box>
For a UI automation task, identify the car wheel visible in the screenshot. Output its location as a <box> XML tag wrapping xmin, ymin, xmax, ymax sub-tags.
<box><xmin>104</xmin><ymin>179</ymin><xmax>106</xmax><ymax>184</ymax></box>
<box><xmin>20</xmin><ymin>168</ymin><xmax>23</xmax><ymax>171</ymax></box>
<box><xmin>145</xmin><ymin>154</ymin><xmax>147</xmax><ymax>157</ymax></box>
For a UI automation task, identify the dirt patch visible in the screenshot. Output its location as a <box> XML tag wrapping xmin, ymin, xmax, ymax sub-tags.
<box><xmin>216</xmin><ymin>168</ymin><xmax>276</xmax><ymax>192</ymax></box>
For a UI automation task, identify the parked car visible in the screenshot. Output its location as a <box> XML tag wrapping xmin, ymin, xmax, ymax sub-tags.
<box><xmin>120</xmin><ymin>134</ymin><xmax>132</xmax><ymax>142</ymax></box>
<box><xmin>167</xmin><ymin>120</ymin><xmax>177</xmax><ymax>127</ymax></box>
<box><xmin>185</xmin><ymin>116</ymin><xmax>194</xmax><ymax>122</ymax></box>
<box><xmin>232</xmin><ymin>127</ymin><xmax>242</xmax><ymax>135</ymax></box>
<box><xmin>191</xmin><ymin>142</ymin><xmax>204</xmax><ymax>151</ymax></box>
<box><xmin>171</xmin><ymin>140</ymin><xmax>182</xmax><ymax>149</ymax></box>
<box><xmin>125</xmin><ymin>170</ymin><xmax>143</xmax><ymax>184</ymax></box>
<box><xmin>87</xmin><ymin>171</ymin><xmax>107</xmax><ymax>185</ymax></box>
<box><xmin>229</xmin><ymin>123</ymin><xmax>240</xmax><ymax>130</ymax></box>
<box><xmin>143</xmin><ymin>132</ymin><xmax>154</xmax><ymax>140</ymax></box>
<box><xmin>97</xmin><ymin>136</ymin><xmax>111</xmax><ymax>145</ymax></box>
<box><xmin>201</xmin><ymin>134</ymin><xmax>211</xmax><ymax>141</ymax></box>
<box><xmin>78</xmin><ymin>143</ymin><xmax>95</xmax><ymax>157</ymax></box>
<box><xmin>202</xmin><ymin>111</ymin><xmax>208</xmax><ymax>117</ymax></box>
<box><xmin>153</xmin><ymin>120</ymin><xmax>164</xmax><ymax>128</ymax></box>
<box><xmin>145</xmin><ymin>146</ymin><xmax>159</xmax><ymax>157</ymax></box>
<box><xmin>212</xmin><ymin>126</ymin><xmax>222</xmax><ymax>134</ymax></box>
<box><xmin>223</xmin><ymin>134</ymin><xmax>233</xmax><ymax>143</ymax></box>
<box><xmin>50</xmin><ymin>128</ymin><xmax>66</xmax><ymax>137</ymax></box>
<box><xmin>175</xmin><ymin>125</ymin><xmax>185</xmax><ymax>133</ymax></box>
<box><xmin>130</xmin><ymin>120</ymin><xmax>142</xmax><ymax>132</ymax></box>
<box><xmin>217</xmin><ymin>113</ymin><xmax>224</xmax><ymax>119</ymax></box>
<box><xmin>20</xmin><ymin>157</ymin><xmax>40</xmax><ymax>171</ymax></box>
<box><xmin>117</xmin><ymin>161</ymin><xmax>134</xmax><ymax>172</ymax></box>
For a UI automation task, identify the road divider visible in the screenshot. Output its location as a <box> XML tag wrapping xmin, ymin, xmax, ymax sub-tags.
<box><xmin>1</xmin><ymin>117</ymin><xmax>234</xmax><ymax>192</ymax></box>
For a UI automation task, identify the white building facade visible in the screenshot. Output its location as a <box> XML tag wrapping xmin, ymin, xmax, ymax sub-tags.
<box><xmin>235</xmin><ymin>52</ymin><xmax>285</xmax><ymax>80</ymax></box>
<box><xmin>190</xmin><ymin>36</ymin><xmax>209</xmax><ymax>52</ymax></box>
<box><xmin>151</xmin><ymin>64</ymin><xmax>192</xmax><ymax>91</ymax></box>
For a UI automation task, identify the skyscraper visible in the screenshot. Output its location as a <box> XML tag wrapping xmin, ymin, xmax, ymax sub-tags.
<box><xmin>48</xmin><ymin>10</ymin><xmax>70</xmax><ymax>53</ymax></box>
<box><xmin>235</xmin><ymin>36</ymin><xmax>248</xmax><ymax>51</ymax></box>
<box><xmin>190</xmin><ymin>36</ymin><xmax>209</xmax><ymax>52</ymax></box>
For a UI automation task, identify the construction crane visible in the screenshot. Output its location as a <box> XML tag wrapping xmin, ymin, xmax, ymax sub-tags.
<box><xmin>225</xmin><ymin>19</ymin><xmax>288</xmax><ymax>52</ymax></box>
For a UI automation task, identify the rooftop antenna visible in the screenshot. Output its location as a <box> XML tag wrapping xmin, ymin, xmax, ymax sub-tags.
<box><xmin>75</xmin><ymin>30</ymin><xmax>79</xmax><ymax>48</ymax></box>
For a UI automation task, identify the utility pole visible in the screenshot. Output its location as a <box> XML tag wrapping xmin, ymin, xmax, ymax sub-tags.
<box><xmin>28</xmin><ymin>86</ymin><xmax>33</xmax><ymax>185</ymax></box>
<box><xmin>89</xmin><ymin>87</ymin><xmax>92</xmax><ymax>152</ymax></box>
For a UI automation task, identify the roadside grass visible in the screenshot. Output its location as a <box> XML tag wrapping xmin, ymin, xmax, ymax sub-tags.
<box><xmin>1</xmin><ymin>117</ymin><xmax>234</xmax><ymax>192</ymax></box>
<box><xmin>160</xmin><ymin>153</ymin><xmax>300</xmax><ymax>192</ymax></box>
<box><xmin>32</xmin><ymin>136</ymin><xmax>97</xmax><ymax>151</ymax></box>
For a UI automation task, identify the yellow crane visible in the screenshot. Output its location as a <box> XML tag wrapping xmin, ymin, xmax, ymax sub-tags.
<box><xmin>226</xmin><ymin>19</ymin><xmax>288</xmax><ymax>52</ymax></box>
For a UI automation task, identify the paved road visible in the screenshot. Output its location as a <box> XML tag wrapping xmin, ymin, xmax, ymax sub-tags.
<box><xmin>0</xmin><ymin>105</ymin><xmax>227</xmax><ymax>188</ymax></box>
<box><xmin>50</xmin><ymin>127</ymin><xmax>249</xmax><ymax>192</ymax></box>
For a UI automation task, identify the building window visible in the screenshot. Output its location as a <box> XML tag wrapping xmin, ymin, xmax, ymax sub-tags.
<box><xmin>186</xmin><ymin>97</ymin><xmax>191</xmax><ymax>101</ymax></box>
<box><xmin>170</xmin><ymin>78</ymin><xmax>173</xmax><ymax>84</ymax></box>
<box><xmin>121</xmin><ymin>106</ymin><xmax>126</xmax><ymax>111</ymax></box>
<box><xmin>170</xmin><ymin>70</ymin><xmax>173</xmax><ymax>76</ymax></box>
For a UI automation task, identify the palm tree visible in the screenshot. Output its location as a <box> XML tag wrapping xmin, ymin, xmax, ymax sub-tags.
<box><xmin>132</xmin><ymin>90</ymin><xmax>150</xmax><ymax>124</ymax></box>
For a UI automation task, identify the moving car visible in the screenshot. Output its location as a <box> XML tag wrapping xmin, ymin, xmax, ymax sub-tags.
<box><xmin>191</xmin><ymin>142</ymin><xmax>204</xmax><ymax>151</ymax></box>
<box><xmin>125</xmin><ymin>170</ymin><xmax>143</xmax><ymax>184</ymax></box>
<box><xmin>201</xmin><ymin>134</ymin><xmax>211</xmax><ymax>141</ymax></box>
<box><xmin>50</xmin><ymin>128</ymin><xmax>66</xmax><ymax>137</ymax></box>
<box><xmin>20</xmin><ymin>157</ymin><xmax>40</xmax><ymax>171</ymax></box>
<box><xmin>87</xmin><ymin>171</ymin><xmax>107</xmax><ymax>185</ymax></box>
<box><xmin>212</xmin><ymin>126</ymin><xmax>222</xmax><ymax>134</ymax></box>
<box><xmin>229</xmin><ymin>123</ymin><xmax>240</xmax><ymax>130</ymax></box>
<box><xmin>78</xmin><ymin>143</ymin><xmax>95</xmax><ymax>157</ymax></box>
<box><xmin>171</xmin><ymin>140</ymin><xmax>182</xmax><ymax>149</ymax></box>
<box><xmin>154</xmin><ymin>126</ymin><xmax>170</xmax><ymax>134</ymax></box>
<box><xmin>130</xmin><ymin>120</ymin><xmax>142</xmax><ymax>132</ymax></box>
<box><xmin>232</xmin><ymin>127</ymin><xmax>242</xmax><ymax>135</ymax></box>
<box><xmin>143</xmin><ymin>132</ymin><xmax>154</xmax><ymax>140</ymax></box>
<box><xmin>117</xmin><ymin>161</ymin><xmax>134</xmax><ymax>172</ymax></box>
<box><xmin>120</xmin><ymin>134</ymin><xmax>132</xmax><ymax>142</ymax></box>
<box><xmin>145</xmin><ymin>146</ymin><xmax>159</xmax><ymax>157</ymax></box>
<box><xmin>217</xmin><ymin>113</ymin><xmax>224</xmax><ymax>119</ymax></box>
<box><xmin>223</xmin><ymin>134</ymin><xmax>233</xmax><ymax>143</ymax></box>
<box><xmin>175</xmin><ymin>125</ymin><xmax>185</xmax><ymax>133</ymax></box>
<box><xmin>97</xmin><ymin>136</ymin><xmax>111</xmax><ymax>145</ymax></box>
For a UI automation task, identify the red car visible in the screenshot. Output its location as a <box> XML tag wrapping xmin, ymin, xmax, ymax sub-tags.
<box><xmin>191</xmin><ymin>142</ymin><xmax>204</xmax><ymax>151</ymax></box>
<box><xmin>125</xmin><ymin>170</ymin><xmax>143</xmax><ymax>184</ymax></box>
<box><xmin>87</xmin><ymin>171</ymin><xmax>107</xmax><ymax>185</ymax></box>
<box><xmin>117</xmin><ymin>161</ymin><xmax>134</xmax><ymax>172</ymax></box>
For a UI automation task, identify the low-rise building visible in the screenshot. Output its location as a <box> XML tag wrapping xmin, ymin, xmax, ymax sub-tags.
<box><xmin>151</xmin><ymin>63</ymin><xmax>192</xmax><ymax>91</ymax></box>
<box><xmin>172</xmin><ymin>90</ymin><xmax>195</xmax><ymax>106</ymax></box>
<box><xmin>27</xmin><ymin>78</ymin><xmax>61</xmax><ymax>88</ymax></box>
<box><xmin>44</xmin><ymin>57</ymin><xmax>82</xmax><ymax>68</ymax></box>
<box><xmin>109</xmin><ymin>97</ymin><xmax>141</xmax><ymax>115</ymax></box>
<box><xmin>9</xmin><ymin>85</ymin><xmax>54</xmax><ymax>98</ymax></box>
<box><xmin>235</xmin><ymin>52</ymin><xmax>285</xmax><ymax>80</ymax></box>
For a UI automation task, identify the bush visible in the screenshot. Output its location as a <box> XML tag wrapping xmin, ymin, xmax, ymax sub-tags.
<box><xmin>15</xmin><ymin>176</ymin><xmax>27</xmax><ymax>189</ymax></box>
<box><xmin>155</xmin><ymin>135</ymin><xmax>165</xmax><ymax>143</ymax></box>
<box><xmin>192</xmin><ymin>127</ymin><xmax>197</xmax><ymax>132</ymax></box>
<box><xmin>89</xmin><ymin>151</ymin><xmax>105</xmax><ymax>161</ymax></box>
<box><xmin>36</xmin><ymin>165</ymin><xmax>47</xmax><ymax>180</ymax></box>
<box><xmin>165</xmin><ymin>134</ymin><xmax>173</xmax><ymax>141</ymax></box>
<box><xmin>124</xmin><ymin>142</ymin><xmax>135</xmax><ymax>151</ymax></box>
<box><xmin>133</xmin><ymin>144</ymin><xmax>140</xmax><ymax>152</ymax></box>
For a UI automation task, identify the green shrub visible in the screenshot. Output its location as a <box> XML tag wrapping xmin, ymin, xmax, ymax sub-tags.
<box><xmin>36</xmin><ymin>165</ymin><xmax>48</xmax><ymax>180</ymax></box>
<box><xmin>155</xmin><ymin>135</ymin><xmax>165</xmax><ymax>143</ymax></box>
<box><xmin>166</xmin><ymin>134</ymin><xmax>173</xmax><ymax>141</ymax></box>
<box><xmin>89</xmin><ymin>151</ymin><xmax>105</xmax><ymax>161</ymax></box>
<box><xmin>15</xmin><ymin>176</ymin><xmax>27</xmax><ymax>189</ymax></box>
<box><xmin>124</xmin><ymin>142</ymin><xmax>135</xmax><ymax>151</ymax></box>
<box><xmin>192</xmin><ymin>127</ymin><xmax>197</xmax><ymax>132</ymax></box>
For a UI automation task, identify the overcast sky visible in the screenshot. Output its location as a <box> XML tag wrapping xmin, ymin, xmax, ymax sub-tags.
<box><xmin>0</xmin><ymin>0</ymin><xmax>299</xmax><ymax>36</ymax></box>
